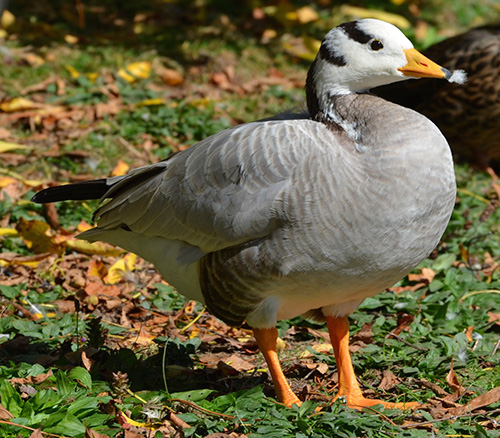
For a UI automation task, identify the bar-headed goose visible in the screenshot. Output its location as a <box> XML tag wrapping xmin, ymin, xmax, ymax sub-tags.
<box><xmin>32</xmin><ymin>19</ymin><xmax>461</xmax><ymax>409</ymax></box>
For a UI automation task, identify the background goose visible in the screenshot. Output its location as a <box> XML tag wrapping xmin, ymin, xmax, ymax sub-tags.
<box><xmin>32</xmin><ymin>19</ymin><xmax>459</xmax><ymax>409</ymax></box>
<box><xmin>374</xmin><ymin>25</ymin><xmax>500</xmax><ymax>174</ymax></box>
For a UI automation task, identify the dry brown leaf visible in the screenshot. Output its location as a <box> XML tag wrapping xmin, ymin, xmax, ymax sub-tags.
<box><xmin>53</xmin><ymin>299</ymin><xmax>76</xmax><ymax>313</ymax></box>
<box><xmin>351</xmin><ymin>322</ymin><xmax>373</xmax><ymax>344</ymax></box>
<box><xmin>85</xmin><ymin>427</ymin><xmax>110</xmax><ymax>438</ymax></box>
<box><xmin>408</xmin><ymin>267</ymin><xmax>436</xmax><ymax>284</ymax></box>
<box><xmin>465</xmin><ymin>326</ymin><xmax>474</xmax><ymax>343</ymax></box>
<box><xmin>219</xmin><ymin>354</ymin><xmax>256</xmax><ymax>373</ymax></box>
<box><xmin>205</xmin><ymin>434</ymin><xmax>249</xmax><ymax>438</ymax></box>
<box><xmin>378</xmin><ymin>369</ymin><xmax>400</xmax><ymax>391</ymax></box>
<box><xmin>131</xmin><ymin>327</ymin><xmax>156</xmax><ymax>346</ymax></box>
<box><xmin>81</xmin><ymin>350</ymin><xmax>95</xmax><ymax>372</ymax></box>
<box><xmin>159</xmin><ymin>67</ymin><xmax>184</xmax><ymax>86</ymax></box>
<box><xmin>28</xmin><ymin>429</ymin><xmax>43</xmax><ymax>438</ymax></box>
<box><xmin>88</xmin><ymin>259</ymin><xmax>108</xmax><ymax>279</ymax></box>
<box><xmin>488</xmin><ymin>312</ymin><xmax>500</xmax><ymax>325</ymax></box>
<box><xmin>448</xmin><ymin>386</ymin><xmax>500</xmax><ymax>416</ymax></box>
<box><xmin>0</xmin><ymin>403</ymin><xmax>14</xmax><ymax>420</ymax></box>
<box><xmin>10</xmin><ymin>370</ymin><xmax>53</xmax><ymax>386</ymax></box>
<box><xmin>443</xmin><ymin>359</ymin><xmax>465</xmax><ymax>402</ymax></box>
<box><xmin>85</xmin><ymin>281</ymin><xmax>121</xmax><ymax>298</ymax></box>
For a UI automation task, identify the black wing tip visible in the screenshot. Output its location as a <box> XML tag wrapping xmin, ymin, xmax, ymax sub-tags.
<box><xmin>31</xmin><ymin>179</ymin><xmax>110</xmax><ymax>204</ymax></box>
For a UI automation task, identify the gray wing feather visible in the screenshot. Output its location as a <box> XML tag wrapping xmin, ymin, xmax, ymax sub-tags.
<box><xmin>95</xmin><ymin>119</ymin><xmax>335</xmax><ymax>252</ymax></box>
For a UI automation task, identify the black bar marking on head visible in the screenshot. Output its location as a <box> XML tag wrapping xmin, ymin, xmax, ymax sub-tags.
<box><xmin>319</xmin><ymin>42</ymin><xmax>346</xmax><ymax>66</ymax></box>
<box><xmin>338</xmin><ymin>21</ymin><xmax>372</xmax><ymax>44</ymax></box>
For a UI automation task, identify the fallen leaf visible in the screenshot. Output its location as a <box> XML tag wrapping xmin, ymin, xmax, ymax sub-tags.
<box><xmin>105</xmin><ymin>253</ymin><xmax>137</xmax><ymax>284</ymax></box>
<box><xmin>65</xmin><ymin>238</ymin><xmax>124</xmax><ymax>257</ymax></box>
<box><xmin>88</xmin><ymin>259</ymin><xmax>107</xmax><ymax>279</ymax></box>
<box><xmin>85</xmin><ymin>427</ymin><xmax>110</xmax><ymax>438</ymax></box>
<box><xmin>339</xmin><ymin>5</ymin><xmax>411</xmax><ymax>29</ymax></box>
<box><xmin>16</xmin><ymin>218</ymin><xmax>65</xmax><ymax>255</ymax></box>
<box><xmin>219</xmin><ymin>354</ymin><xmax>256</xmax><ymax>373</ymax></box>
<box><xmin>65</xmin><ymin>64</ymin><xmax>80</xmax><ymax>79</ymax></box>
<box><xmin>408</xmin><ymin>267</ymin><xmax>435</xmax><ymax>284</ymax></box>
<box><xmin>0</xmin><ymin>97</ymin><xmax>43</xmax><ymax>112</ymax></box>
<box><xmin>10</xmin><ymin>370</ymin><xmax>53</xmax><ymax>385</ymax></box>
<box><xmin>85</xmin><ymin>281</ymin><xmax>121</xmax><ymax>298</ymax></box>
<box><xmin>1</xmin><ymin>10</ymin><xmax>15</xmax><ymax>29</ymax></box>
<box><xmin>443</xmin><ymin>359</ymin><xmax>465</xmax><ymax>402</ymax></box>
<box><xmin>159</xmin><ymin>67</ymin><xmax>184</xmax><ymax>86</ymax></box>
<box><xmin>132</xmin><ymin>327</ymin><xmax>156</xmax><ymax>346</ymax></box>
<box><xmin>28</xmin><ymin>429</ymin><xmax>43</xmax><ymax>438</ymax></box>
<box><xmin>293</xmin><ymin>6</ymin><xmax>318</xmax><ymax>23</ymax></box>
<box><xmin>0</xmin><ymin>141</ymin><xmax>32</xmax><ymax>153</ymax></box>
<box><xmin>378</xmin><ymin>369</ymin><xmax>401</xmax><ymax>391</ymax></box>
<box><xmin>465</xmin><ymin>326</ymin><xmax>474</xmax><ymax>343</ymax></box>
<box><xmin>0</xmin><ymin>403</ymin><xmax>14</xmax><ymax>420</ymax></box>
<box><xmin>0</xmin><ymin>227</ymin><xmax>19</xmax><ymax>237</ymax></box>
<box><xmin>64</xmin><ymin>34</ymin><xmax>79</xmax><ymax>44</ymax></box>
<box><xmin>117</xmin><ymin>62</ymin><xmax>151</xmax><ymax>83</ymax></box>
<box><xmin>111</xmin><ymin>160</ymin><xmax>130</xmax><ymax>177</ymax></box>
<box><xmin>299</xmin><ymin>342</ymin><xmax>332</xmax><ymax>358</ymax></box>
<box><xmin>488</xmin><ymin>312</ymin><xmax>500</xmax><ymax>325</ymax></box>
<box><xmin>449</xmin><ymin>387</ymin><xmax>500</xmax><ymax>416</ymax></box>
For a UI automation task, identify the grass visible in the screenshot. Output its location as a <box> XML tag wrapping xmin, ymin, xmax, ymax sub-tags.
<box><xmin>0</xmin><ymin>1</ymin><xmax>500</xmax><ymax>437</ymax></box>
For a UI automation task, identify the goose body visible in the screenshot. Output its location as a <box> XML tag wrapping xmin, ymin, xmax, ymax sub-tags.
<box><xmin>33</xmin><ymin>19</ymin><xmax>458</xmax><ymax>408</ymax></box>
<box><xmin>375</xmin><ymin>25</ymin><xmax>500</xmax><ymax>170</ymax></box>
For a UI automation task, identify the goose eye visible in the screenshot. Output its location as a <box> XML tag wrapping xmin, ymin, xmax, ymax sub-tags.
<box><xmin>370</xmin><ymin>40</ymin><xmax>383</xmax><ymax>51</ymax></box>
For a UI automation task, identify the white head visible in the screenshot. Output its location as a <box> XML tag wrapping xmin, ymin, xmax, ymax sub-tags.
<box><xmin>306</xmin><ymin>19</ymin><xmax>452</xmax><ymax>116</ymax></box>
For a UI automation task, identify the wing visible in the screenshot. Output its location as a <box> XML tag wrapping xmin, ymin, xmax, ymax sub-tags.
<box><xmin>91</xmin><ymin>119</ymin><xmax>338</xmax><ymax>253</ymax></box>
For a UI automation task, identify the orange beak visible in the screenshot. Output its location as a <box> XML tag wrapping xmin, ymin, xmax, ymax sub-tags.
<box><xmin>399</xmin><ymin>48</ymin><xmax>451</xmax><ymax>79</ymax></box>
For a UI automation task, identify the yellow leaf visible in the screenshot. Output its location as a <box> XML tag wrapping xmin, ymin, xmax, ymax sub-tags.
<box><xmin>0</xmin><ymin>170</ymin><xmax>44</xmax><ymax>187</ymax></box>
<box><xmin>135</xmin><ymin>98</ymin><xmax>165</xmax><ymax>107</ymax></box>
<box><xmin>21</xmin><ymin>53</ymin><xmax>45</xmax><ymax>67</ymax></box>
<box><xmin>120</xmin><ymin>411</ymin><xmax>155</xmax><ymax>429</ymax></box>
<box><xmin>0</xmin><ymin>176</ymin><xmax>17</xmax><ymax>188</ymax></box>
<box><xmin>87</xmin><ymin>72</ymin><xmax>99</xmax><ymax>83</ymax></box>
<box><xmin>16</xmin><ymin>218</ymin><xmax>65</xmax><ymax>255</ymax></box>
<box><xmin>188</xmin><ymin>97</ymin><xmax>211</xmax><ymax>109</ymax></box>
<box><xmin>117</xmin><ymin>62</ymin><xmax>151</xmax><ymax>83</ymax></box>
<box><xmin>65</xmin><ymin>64</ymin><xmax>80</xmax><ymax>79</ymax></box>
<box><xmin>261</xmin><ymin>29</ymin><xmax>277</xmax><ymax>42</ymax></box>
<box><xmin>0</xmin><ymin>227</ymin><xmax>18</xmax><ymax>236</ymax></box>
<box><xmin>299</xmin><ymin>342</ymin><xmax>333</xmax><ymax>358</ymax></box>
<box><xmin>0</xmin><ymin>140</ymin><xmax>32</xmax><ymax>153</ymax></box>
<box><xmin>65</xmin><ymin>238</ymin><xmax>124</xmax><ymax>257</ymax></box>
<box><xmin>339</xmin><ymin>5</ymin><xmax>411</xmax><ymax>29</ymax></box>
<box><xmin>294</xmin><ymin>6</ymin><xmax>318</xmax><ymax>24</ymax></box>
<box><xmin>0</xmin><ymin>97</ymin><xmax>41</xmax><ymax>112</ymax></box>
<box><xmin>111</xmin><ymin>160</ymin><xmax>130</xmax><ymax>177</ymax></box>
<box><xmin>1</xmin><ymin>10</ymin><xmax>15</xmax><ymax>28</ymax></box>
<box><xmin>105</xmin><ymin>253</ymin><xmax>137</xmax><ymax>284</ymax></box>
<box><xmin>0</xmin><ymin>29</ymin><xmax>7</xmax><ymax>39</ymax></box>
<box><xmin>64</xmin><ymin>34</ymin><xmax>79</xmax><ymax>44</ymax></box>
<box><xmin>302</xmin><ymin>34</ymin><xmax>321</xmax><ymax>55</ymax></box>
<box><xmin>77</xmin><ymin>220</ymin><xmax>93</xmax><ymax>232</ymax></box>
<box><xmin>282</xmin><ymin>39</ymin><xmax>317</xmax><ymax>62</ymax></box>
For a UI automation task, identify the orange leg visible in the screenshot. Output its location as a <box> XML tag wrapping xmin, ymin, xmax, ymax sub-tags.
<box><xmin>326</xmin><ymin>315</ymin><xmax>419</xmax><ymax>410</ymax></box>
<box><xmin>253</xmin><ymin>327</ymin><xmax>302</xmax><ymax>407</ymax></box>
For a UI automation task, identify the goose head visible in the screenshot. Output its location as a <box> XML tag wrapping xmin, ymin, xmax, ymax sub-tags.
<box><xmin>306</xmin><ymin>19</ymin><xmax>451</xmax><ymax>117</ymax></box>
